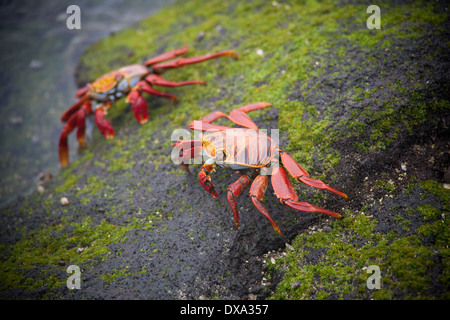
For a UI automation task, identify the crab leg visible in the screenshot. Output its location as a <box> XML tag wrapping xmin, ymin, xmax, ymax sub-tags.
<box><xmin>272</xmin><ymin>165</ymin><xmax>343</xmax><ymax>219</ymax></box>
<box><xmin>135</xmin><ymin>80</ymin><xmax>178</xmax><ymax>103</ymax></box>
<box><xmin>178</xmin><ymin>146</ymin><xmax>203</xmax><ymax>173</ymax></box>
<box><xmin>280</xmin><ymin>151</ymin><xmax>348</xmax><ymax>200</ymax></box>
<box><xmin>60</xmin><ymin>94</ymin><xmax>90</xmax><ymax>122</ymax></box>
<box><xmin>189</xmin><ymin>102</ymin><xmax>273</xmax><ymax>131</ymax></box>
<box><xmin>144</xmin><ymin>46</ymin><xmax>189</xmax><ymax>66</ymax></box>
<box><xmin>200</xmin><ymin>111</ymin><xmax>229</xmax><ymax>123</ymax></box>
<box><xmin>228</xmin><ymin>102</ymin><xmax>273</xmax><ymax>129</ymax></box>
<box><xmin>219</xmin><ymin>102</ymin><xmax>273</xmax><ymax>129</ymax></box>
<box><xmin>199</xmin><ymin>109</ymin><xmax>261</xmax><ymax>130</ymax></box>
<box><xmin>174</xmin><ymin>139</ymin><xmax>203</xmax><ymax>168</ymax></box>
<box><xmin>94</xmin><ymin>106</ymin><xmax>114</xmax><ymax>139</ymax></box>
<box><xmin>128</xmin><ymin>75</ymin><xmax>199</xmax><ymax>123</ymax></box>
<box><xmin>58</xmin><ymin>101</ymin><xmax>92</xmax><ymax>167</ymax></box>
<box><xmin>145</xmin><ymin>74</ymin><xmax>206</xmax><ymax>87</ymax></box>
<box><xmin>189</xmin><ymin>121</ymin><xmax>234</xmax><ymax>132</ymax></box>
<box><xmin>227</xmin><ymin>175</ymin><xmax>252</xmax><ymax>229</ymax></box>
<box><xmin>235</xmin><ymin>102</ymin><xmax>273</xmax><ymax>113</ymax></box>
<box><xmin>199</xmin><ymin>102</ymin><xmax>273</xmax><ymax>124</ymax></box>
<box><xmin>174</xmin><ymin>139</ymin><xmax>204</xmax><ymax>172</ymax></box>
<box><xmin>249</xmin><ymin>175</ymin><xmax>283</xmax><ymax>236</ymax></box>
<box><xmin>75</xmin><ymin>101</ymin><xmax>92</xmax><ymax>148</ymax></box>
<box><xmin>75</xmin><ymin>85</ymin><xmax>90</xmax><ymax>98</ymax></box>
<box><xmin>151</xmin><ymin>50</ymin><xmax>238</xmax><ymax>74</ymax></box>
<box><xmin>59</xmin><ymin>111</ymin><xmax>79</xmax><ymax>167</ymax></box>
<box><xmin>174</xmin><ymin>139</ymin><xmax>203</xmax><ymax>151</ymax></box>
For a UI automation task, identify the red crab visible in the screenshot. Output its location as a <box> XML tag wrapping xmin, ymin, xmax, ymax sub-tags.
<box><xmin>58</xmin><ymin>46</ymin><xmax>237</xmax><ymax>167</ymax></box>
<box><xmin>174</xmin><ymin>102</ymin><xmax>348</xmax><ymax>236</ymax></box>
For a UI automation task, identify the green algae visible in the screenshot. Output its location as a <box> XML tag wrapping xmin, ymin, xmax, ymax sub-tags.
<box><xmin>0</xmin><ymin>217</ymin><xmax>130</xmax><ymax>291</ymax></box>
<box><xmin>0</xmin><ymin>209</ymin><xmax>174</xmax><ymax>293</ymax></box>
<box><xmin>268</xmin><ymin>181</ymin><xmax>449</xmax><ymax>300</ymax></box>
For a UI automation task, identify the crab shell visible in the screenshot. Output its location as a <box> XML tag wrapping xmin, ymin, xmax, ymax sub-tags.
<box><xmin>201</xmin><ymin>128</ymin><xmax>278</xmax><ymax>171</ymax></box>
<box><xmin>87</xmin><ymin>65</ymin><xmax>149</xmax><ymax>103</ymax></box>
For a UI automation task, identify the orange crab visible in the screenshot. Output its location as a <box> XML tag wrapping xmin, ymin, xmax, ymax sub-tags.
<box><xmin>58</xmin><ymin>46</ymin><xmax>237</xmax><ymax>167</ymax></box>
<box><xmin>174</xmin><ymin>102</ymin><xmax>348</xmax><ymax>236</ymax></box>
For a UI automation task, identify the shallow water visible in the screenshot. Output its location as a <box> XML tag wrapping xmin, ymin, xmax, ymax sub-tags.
<box><xmin>0</xmin><ymin>0</ymin><xmax>173</xmax><ymax>206</ymax></box>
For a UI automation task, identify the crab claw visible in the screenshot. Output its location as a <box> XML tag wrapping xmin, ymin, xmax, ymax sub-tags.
<box><xmin>131</xmin><ymin>95</ymin><xmax>149</xmax><ymax>124</ymax></box>
<box><xmin>272</xmin><ymin>165</ymin><xmax>343</xmax><ymax>219</ymax></box>
<box><xmin>199</xmin><ymin>168</ymin><xmax>218</xmax><ymax>198</ymax></box>
<box><xmin>95</xmin><ymin>107</ymin><xmax>114</xmax><ymax>139</ymax></box>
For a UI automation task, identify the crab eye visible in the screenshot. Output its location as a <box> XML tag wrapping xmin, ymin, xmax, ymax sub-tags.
<box><xmin>215</xmin><ymin>149</ymin><xmax>227</xmax><ymax>161</ymax></box>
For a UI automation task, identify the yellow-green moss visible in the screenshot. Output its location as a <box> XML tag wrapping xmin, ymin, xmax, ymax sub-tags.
<box><xmin>0</xmin><ymin>207</ymin><xmax>175</xmax><ymax>292</ymax></box>
<box><xmin>0</xmin><ymin>217</ymin><xmax>127</xmax><ymax>291</ymax></box>
<box><xmin>268</xmin><ymin>181</ymin><xmax>450</xmax><ymax>300</ymax></box>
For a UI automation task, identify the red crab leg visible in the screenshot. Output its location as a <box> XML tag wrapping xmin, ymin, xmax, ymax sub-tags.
<box><xmin>189</xmin><ymin>121</ymin><xmax>234</xmax><ymax>132</ymax></box>
<box><xmin>58</xmin><ymin>101</ymin><xmax>92</xmax><ymax>167</ymax></box>
<box><xmin>174</xmin><ymin>139</ymin><xmax>203</xmax><ymax>151</ymax></box>
<box><xmin>75</xmin><ymin>85</ymin><xmax>90</xmax><ymax>98</ymax></box>
<box><xmin>227</xmin><ymin>111</ymin><xmax>259</xmax><ymax>130</ymax></box>
<box><xmin>198</xmin><ymin>109</ymin><xmax>260</xmax><ymax>129</ymax></box>
<box><xmin>280</xmin><ymin>151</ymin><xmax>348</xmax><ymax>200</ymax></box>
<box><xmin>249</xmin><ymin>175</ymin><xmax>283</xmax><ymax>236</ymax></box>
<box><xmin>190</xmin><ymin>102</ymin><xmax>273</xmax><ymax>131</ymax></box>
<box><xmin>271</xmin><ymin>165</ymin><xmax>343</xmax><ymax>218</ymax></box>
<box><xmin>178</xmin><ymin>146</ymin><xmax>203</xmax><ymax>173</ymax></box>
<box><xmin>135</xmin><ymin>80</ymin><xmax>178</xmax><ymax>103</ymax></box>
<box><xmin>227</xmin><ymin>175</ymin><xmax>252</xmax><ymax>229</ymax></box>
<box><xmin>151</xmin><ymin>50</ymin><xmax>238</xmax><ymax>74</ymax></box>
<box><xmin>94</xmin><ymin>107</ymin><xmax>114</xmax><ymax>139</ymax></box>
<box><xmin>75</xmin><ymin>101</ymin><xmax>92</xmax><ymax>148</ymax></box>
<box><xmin>144</xmin><ymin>46</ymin><xmax>189</xmax><ymax>66</ymax></box>
<box><xmin>200</xmin><ymin>111</ymin><xmax>229</xmax><ymax>123</ymax></box>
<box><xmin>235</xmin><ymin>102</ymin><xmax>273</xmax><ymax>114</ymax></box>
<box><xmin>200</xmin><ymin>102</ymin><xmax>272</xmax><ymax>124</ymax></box>
<box><xmin>145</xmin><ymin>74</ymin><xmax>206</xmax><ymax>87</ymax></box>
<box><xmin>228</xmin><ymin>102</ymin><xmax>273</xmax><ymax>129</ymax></box>
<box><xmin>59</xmin><ymin>111</ymin><xmax>79</xmax><ymax>167</ymax></box>
<box><xmin>174</xmin><ymin>139</ymin><xmax>204</xmax><ymax>170</ymax></box>
<box><xmin>60</xmin><ymin>94</ymin><xmax>90</xmax><ymax>122</ymax></box>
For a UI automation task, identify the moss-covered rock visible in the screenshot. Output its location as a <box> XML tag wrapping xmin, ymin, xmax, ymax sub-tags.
<box><xmin>0</xmin><ymin>0</ymin><xmax>449</xmax><ymax>299</ymax></box>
